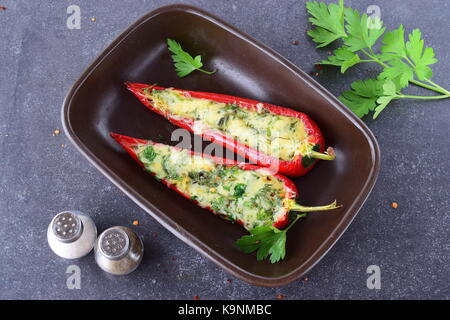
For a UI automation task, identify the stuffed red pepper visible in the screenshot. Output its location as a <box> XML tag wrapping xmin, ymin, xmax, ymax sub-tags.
<box><xmin>111</xmin><ymin>133</ymin><xmax>338</xmax><ymax>231</ymax></box>
<box><xmin>126</xmin><ymin>83</ymin><xmax>335</xmax><ymax>177</ymax></box>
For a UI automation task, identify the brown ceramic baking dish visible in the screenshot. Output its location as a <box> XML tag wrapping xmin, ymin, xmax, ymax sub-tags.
<box><xmin>61</xmin><ymin>4</ymin><xmax>380</xmax><ymax>287</ymax></box>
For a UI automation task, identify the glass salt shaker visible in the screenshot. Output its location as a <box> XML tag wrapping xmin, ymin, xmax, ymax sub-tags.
<box><xmin>47</xmin><ymin>211</ymin><xmax>97</xmax><ymax>259</ymax></box>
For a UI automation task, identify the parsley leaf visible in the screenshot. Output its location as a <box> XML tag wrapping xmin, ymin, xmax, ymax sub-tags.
<box><xmin>166</xmin><ymin>38</ymin><xmax>215</xmax><ymax>78</ymax></box>
<box><xmin>380</xmin><ymin>25</ymin><xmax>407</xmax><ymax>58</ymax></box>
<box><xmin>338</xmin><ymin>79</ymin><xmax>384</xmax><ymax>118</ymax></box>
<box><xmin>378</xmin><ymin>59</ymin><xmax>414</xmax><ymax>89</ymax></box>
<box><xmin>405</xmin><ymin>29</ymin><xmax>438</xmax><ymax>80</ymax></box>
<box><xmin>349</xmin><ymin>78</ymin><xmax>385</xmax><ymax>97</ymax></box>
<box><xmin>343</xmin><ymin>7</ymin><xmax>385</xmax><ymax>52</ymax></box>
<box><xmin>339</xmin><ymin>79</ymin><xmax>400</xmax><ymax>119</ymax></box>
<box><xmin>373</xmin><ymin>96</ymin><xmax>393</xmax><ymax>119</ymax></box>
<box><xmin>319</xmin><ymin>47</ymin><xmax>361</xmax><ymax>73</ymax></box>
<box><xmin>373</xmin><ymin>80</ymin><xmax>397</xmax><ymax>118</ymax></box>
<box><xmin>235</xmin><ymin>214</ymin><xmax>306</xmax><ymax>263</ymax></box>
<box><xmin>380</xmin><ymin>26</ymin><xmax>437</xmax><ymax>82</ymax></box>
<box><xmin>381</xmin><ymin>79</ymin><xmax>398</xmax><ymax>96</ymax></box>
<box><xmin>235</xmin><ymin>225</ymin><xmax>286</xmax><ymax>263</ymax></box>
<box><xmin>306</xmin><ymin>0</ymin><xmax>346</xmax><ymax>47</ymax></box>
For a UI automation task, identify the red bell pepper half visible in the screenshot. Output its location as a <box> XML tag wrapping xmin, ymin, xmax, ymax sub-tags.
<box><xmin>111</xmin><ymin>133</ymin><xmax>339</xmax><ymax>230</ymax></box>
<box><xmin>126</xmin><ymin>82</ymin><xmax>335</xmax><ymax>177</ymax></box>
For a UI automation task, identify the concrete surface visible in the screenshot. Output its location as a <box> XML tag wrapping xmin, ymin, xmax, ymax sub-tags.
<box><xmin>0</xmin><ymin>0</ymin><xmax>448</xmax><ymax>299</ymax></box>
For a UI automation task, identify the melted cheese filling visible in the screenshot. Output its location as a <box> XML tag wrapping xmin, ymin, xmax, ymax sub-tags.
<box><xmin>148</xmin><ymin>89</ymin><xmax>311</xmax><ymax>161</ymax></box>
<box><xmin>136</xmin><ymin>143</ymin><xmax>287</xmax><ymax>230</ymax></box>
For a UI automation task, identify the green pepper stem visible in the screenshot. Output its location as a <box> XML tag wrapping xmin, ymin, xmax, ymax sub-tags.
<box><xmin>308</xmin><ymin>147</ymin><xmax>336</xmax><ymax>161</ymax></box>
<box><xmin>290</xmin><ymin>200</ymin><xmax>341</xmax><ymax>213</ymax></box>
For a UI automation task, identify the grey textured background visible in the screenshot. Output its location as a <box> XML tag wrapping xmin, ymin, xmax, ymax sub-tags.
<box><xmin>0</xmin><ymin>0</ymin><xmax>449</xmax><ymax>299</ymax></box>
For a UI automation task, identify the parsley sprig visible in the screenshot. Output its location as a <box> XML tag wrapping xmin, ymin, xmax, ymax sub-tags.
<box><xmin>306</xmin><ymin>0</ymin><xmax>347</xmax><ymax>47</ymax></box>
<box><xmin>235</xmin><ymin>214</ymin><xmax>306</xmax><ymax>264</ymax></box>
<box><xmin>167</xmin><ymin>38</ymin><xmax>216</xmax><ymax>78</ymax></box>
<box><xmin>306</xmin><ymin>1</ymin><xmax>450</xmax><ymax>119</ymax></box>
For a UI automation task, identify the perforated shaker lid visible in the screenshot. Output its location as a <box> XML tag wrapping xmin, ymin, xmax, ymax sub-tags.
<box><xmin>51</xmin><ymin>211</ymin><xmax>83</xmax><ymax>243</ymax></box>
<box><xmin>98</xmin><ymin>227</ymin><xmax>130</xmax><ymax>260</ymax></box>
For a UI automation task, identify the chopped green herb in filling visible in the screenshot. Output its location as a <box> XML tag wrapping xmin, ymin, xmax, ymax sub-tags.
<box><xmin>147</xmin><ymin>89</ymin><xmax>312</xmax><ymax>161</ymax></box>
<box><xmin>136</xmin><ymin>144</ymin><xmax>286</xmax><ymax>230</ymax></box>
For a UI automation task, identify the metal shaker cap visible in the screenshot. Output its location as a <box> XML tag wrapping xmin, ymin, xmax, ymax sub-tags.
<box><xmin>98</xmin><ymin>227</ymin><xmax>130</xmax><ymax>260</ymax></box>
<box><xmin>52</xmin><ymin>212</ymin><xmax>83</xmax><ymax>243</ymax></box>
<box><xmin>95</xmin><ymin>226</ymin><xmax>144</xmax><ymax>275</ymax></box>
<box><xmin>47</xmin><ymin>211</ymin><xmax>97</xmax><ymax>259</ymax></box>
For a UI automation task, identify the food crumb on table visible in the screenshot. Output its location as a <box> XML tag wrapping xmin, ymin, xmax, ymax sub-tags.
<box><xmin>91</xmin><ymin>17</ymin><xmax>96</xmax><ymax>22</ymax></box>
<box><xmin>132</xmin><ymin>220</ymin><xmax>139</xmax><ymax>225</ymax></box>
<box><xmin>194</xmin><ymin>295</ymin><xmax>200</xmax><ymax>300</ymax></box>
<box><xmin>53</xmin><ymin>129</ymin><xmax>60</xmax><ymax>136</ymax></box>
<box><xmin>391</xmin><ymin>202</ymin><xmax>398</xmax><ymax>209</ymax></box>
<box><xmin>276</xmin><ymin>294</ymin><xmax>286</xmax><ymax>300</ymax></box>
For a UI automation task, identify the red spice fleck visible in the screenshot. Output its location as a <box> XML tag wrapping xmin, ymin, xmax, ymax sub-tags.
<box><xmin>194</xmin><ymin>295</ymin><xmax>200</xmax><ymax>300</ymax></box>
<box><xmin>226</xmin><ymin>279</ymin><xmax>233</xmax><ymax>283</ymax></box>
<box><xmin>276</xmin><ymin>294</ymin><xmax>286</xmax><ymax>300</ymax></box>
<box><xmin>0</xmin><ymin>6</ymin><xmax>6</xmax><ymax>11</ymax></box>
<box><xmin>391</xmin><ymin>202</ymin><xmax>398</xmax><ymax>209</ymax></box>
